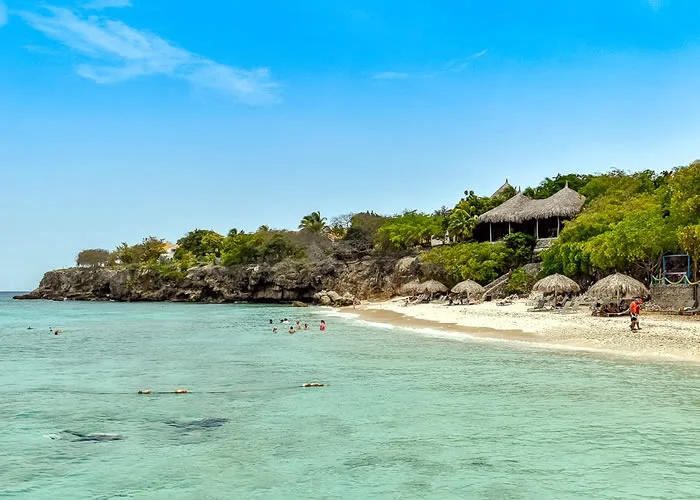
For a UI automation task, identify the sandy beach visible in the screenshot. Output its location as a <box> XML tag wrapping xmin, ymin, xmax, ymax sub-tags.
<box><xmin>348</xmin><ymin>298</ymin><xmax>700</xmax><ymax>362</ymax></box>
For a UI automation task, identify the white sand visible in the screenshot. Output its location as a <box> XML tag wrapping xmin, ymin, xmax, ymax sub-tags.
<box><xmin>356</xmin><ymin>298</ymin><xmax>700</xmax><ymax>362</ymax></box>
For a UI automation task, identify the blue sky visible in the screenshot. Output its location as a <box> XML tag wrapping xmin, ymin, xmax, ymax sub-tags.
<box><xmin>2</xmin><ymin>0</ymin><xmax>700</xmax><ymax>290</ymax></box>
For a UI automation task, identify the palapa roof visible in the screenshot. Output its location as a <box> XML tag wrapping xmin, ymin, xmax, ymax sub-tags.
<box><xmin>478</xmin><ymin>192</ymin><xmax>532</xmax><ymax>224</ymax></box>
<box><xmin>451</xmin><ymin>279</ymin><xmax>485</xmax><ymax>296</ymax></box>
<box><xmin>419</xmin><ymin>280</ymin><xmax>448</xmax><ymax>294</ymax></box>
<box><xmin>587</xmin><ymin>273</ymin><xmax>649</xmax><ymax>299</ymax></box>
<box><xmin>491</xmin><ymin>179</ymin><xmax>513</xmax><ymax>199</ymax></box>
<box><xmin>399</xmin><ymin>280</ymin><xmax>421</xmax><ymax>295</ymax></box>
<box><xmin>532</xmin><ymin>273</ymin><xmax>580</xmax><ymax>294</ymax></box>
<box><xmin>478</xmin><ymin>184</ymin><xmax>586</xmax><ymax>224</ymax></box>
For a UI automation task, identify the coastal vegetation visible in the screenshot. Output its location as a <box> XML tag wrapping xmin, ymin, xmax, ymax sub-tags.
<box><xmin>74</xmin><ymin>161</ymin><xmax>700</xmax><ymax>289</ymax></box>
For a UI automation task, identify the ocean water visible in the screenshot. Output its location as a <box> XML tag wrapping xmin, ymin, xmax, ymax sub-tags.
<box><xmin>2</xmin><ymin>292</ymin><xmax>700</xmax><ymax>499</ymax></box>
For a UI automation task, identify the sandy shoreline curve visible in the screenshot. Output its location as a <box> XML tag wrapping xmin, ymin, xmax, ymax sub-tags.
<box><xmin>342</xmin><ymin>298</ymin><xmax>700</xmax><ymax>363</ymax></box>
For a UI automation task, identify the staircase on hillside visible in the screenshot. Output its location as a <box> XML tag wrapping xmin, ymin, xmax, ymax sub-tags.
<box><xmin>482</xmin><ymin>272</ymin><xmax>512</xmax><ymax>301</ymax></box>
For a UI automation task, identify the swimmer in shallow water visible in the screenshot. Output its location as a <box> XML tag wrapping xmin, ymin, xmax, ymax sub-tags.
<box><xmin>288</xmin><ymin>327</ymin><xmax>296</xmax><ymax>334</ymax></box>
<box><xmin>304</xmin><ymin>323</ymin><xmax>309</xmax><ymax>330</ymax></box>
<box><xmin>273</xmin><ymin>327</ymin><xmax>278</xmax><ymax>334</ymax></box>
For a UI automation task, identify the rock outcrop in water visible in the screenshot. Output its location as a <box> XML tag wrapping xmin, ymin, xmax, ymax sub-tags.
<box><xmin>15</xmin><ymin>255</ymin><xmax>417</xmax><ymax>304</ymax></box>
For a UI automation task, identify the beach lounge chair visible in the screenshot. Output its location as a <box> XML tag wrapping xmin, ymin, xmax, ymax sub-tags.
<box><xmin>680</xmin><ymin>299</ymin><xmax>699</xmax><ymax>316</ymax></box>
<box><xmin>527</xmin><ymin>298</ymin><xmax>548</xmax><ymax>312</ymax></box>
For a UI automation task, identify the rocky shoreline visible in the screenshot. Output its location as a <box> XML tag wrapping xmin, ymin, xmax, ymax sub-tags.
<box><xmin>14</xmin><ymin>256</ymin><xmax>419</xmax><ymax>305</ymax></box>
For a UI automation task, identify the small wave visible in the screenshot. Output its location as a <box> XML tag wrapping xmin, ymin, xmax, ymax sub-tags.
<box><xmin>318</xmin><ymin>310</ymin><xmax>360</xmax><ymax>320</ymax></box>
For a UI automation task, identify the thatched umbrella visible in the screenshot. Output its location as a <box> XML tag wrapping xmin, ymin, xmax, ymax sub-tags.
<box><xmin>419</xmin><ymin>280</ymin><xmax>448</xmax><ymax>294</ymax></box>
<box><xmin>451</xmin><ymin>279</ymin><xmax>485</xmax><ymax>297</ymax></box>
<box><xmin>532</xmin><ymin>274</ymin><xmax>580</xmax><ymax>295</ymax></box>
<box><xmin>588</xmin><ymin>273</ymin><xmax>649</xmax><ymax>300</ymax></box>
<box><xmin>399</xmin><ymin>280</ymin><xmax>421</xmax><ymax>296</ymax></box>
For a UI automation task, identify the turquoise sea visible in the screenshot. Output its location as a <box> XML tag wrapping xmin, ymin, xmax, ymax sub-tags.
<box><xmin>2</xmin><ymin>291</ymin><xmax>700</xmax><ymax>499</ymax></box>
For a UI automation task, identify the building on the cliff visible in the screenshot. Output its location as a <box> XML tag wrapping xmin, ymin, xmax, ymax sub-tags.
<box><xmin>475</xmin><ymin>183</ymin><xmax>585</xmax><ymax>246</ymax></box>
<box><xmin>490</xmin><ymin>179</ymin><xmax>514</xmax><ymax>199</ymax></box>
<box><xmin>161</xmin><ymin>243</ymin><xmax>179</xmax><ymax>260</ymax></box>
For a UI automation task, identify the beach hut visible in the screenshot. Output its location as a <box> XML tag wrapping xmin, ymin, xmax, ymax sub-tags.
<box><xmin>419</xmin><ymin>280</ymin><xmax>448</xmax><ymax>295</ymax></box>
<box><xmin>588</xmin><ymin>273</ymin><xmax>649</xmax><ymax>300</ymax></box>
<box><xmin>451</xmin><ymin>279</ymin><xmax>485</xmax><ymax>299</ymax></box>
<box><xmin>476</xmin><ymin>184</ymin><xmax>586</xmax><ymax>242</ymax></box>
<box><xmin>532</xmin><ymin>274</ymin><xmax>581</xmax><ymax>295</ymax></box>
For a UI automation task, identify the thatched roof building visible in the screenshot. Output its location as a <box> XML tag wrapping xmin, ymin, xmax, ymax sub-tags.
<box><xmin>478</xmin><ymin>192</ymin><xmax>533</xmax><ymax>224</ymax></box>
<box><xmin>491</xmin><ymin>179</ymin><xmax>513</xmax><ymax>199</ymax></box>
<box><xmin>476</xmin><ymin>183</ymin><xmax>585</xmax><ymax>242</ymax></box>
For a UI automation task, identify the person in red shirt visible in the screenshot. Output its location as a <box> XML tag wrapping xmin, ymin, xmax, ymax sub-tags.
<box><xmin>630</xmin><ymin>298</ymin><xmax>642</xmax><ymax>331</ymax></box>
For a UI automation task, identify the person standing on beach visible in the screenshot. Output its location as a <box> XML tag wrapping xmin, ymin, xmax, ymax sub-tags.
<box><xmin>630</xmin><ymin>298</ymin><xmax>642</xmax><ymax>331</ymax></box>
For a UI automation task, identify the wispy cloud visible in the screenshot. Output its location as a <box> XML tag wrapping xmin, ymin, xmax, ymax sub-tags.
<box><xmin>0</xmin><ymin>1</ymin><xmax>8</xmax><ymax>27</ymax></box>
<box><xmin>372</xmin><ymin>71</ymin><xmax>409</xmax><ymax>80</ymax></box>
<box><xmin>372</xmin><ymin>49</ymin><xmax>488</xmax><ymax>81</ymax></box>
<box><xmin>18</xmin><ymin>6</ymin><xmax>279</xmax><ymax>103</ymax></box>
<box><xmin>445</xmin><ymin>49</ymin><xmax>488</xmax><ymax>73</ymax></box>
<box><xmin>85</xmin><ymin>0</ymin><xmax>132</xmax><ymax>9</ymax></box>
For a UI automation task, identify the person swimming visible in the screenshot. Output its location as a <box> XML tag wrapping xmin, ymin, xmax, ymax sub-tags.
<box><xmin>320</xmin><ymin>320</ymin><xmax>326</xmax><ymax>332</ymax></box>
<box><xmin>273</xmin><ymin>327</ymin><xmax>278</xmax><ymax>334</ymax></box>
<box><xmin>269</xmin><ymin>319</ymin><xmax>273</xmax><ymax>324</ymax></box>
<box><xmin>304</xmin><ymin>323</ymin><xmax>309</xmax><ymax>330</ymax></box>
<box><xmin>288</xmin><ymin>327</ymin><xmax>296</xmax><ymax>334</ymax></box>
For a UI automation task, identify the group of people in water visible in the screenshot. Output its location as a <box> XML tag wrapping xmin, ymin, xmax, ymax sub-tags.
<box><xmin>269</xmin><ymin>318</ymin><xmax>327</xmax><ymax>334</ymax></box>
<box><xmin>27</xmin><ymin>326</ymin><xmax>63</xmax><ymax>335</ymax></box>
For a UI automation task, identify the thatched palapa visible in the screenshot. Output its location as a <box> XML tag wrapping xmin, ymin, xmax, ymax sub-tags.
<box><xmin>451</xmin><ymin>279</ymin><xmax>485</xmax><ymax>296</ymax></box>
<box><xmin>588</xmin><ymin>273</ymin><xmax>649</xmax><ymax>299</ymax></box>
<box><xmin>419</xmin><ymin>280</ymin><xmax>448</xmax><ymax>294</ymax></box>
<box><xmin>532</xmin><ymin>274</ymin><xmax>580</xmax><ymax>294</ymax></box>
<box><xmin>477</xmin><ymin>185</ymin><xmax>585</xmax><ymax>225</ymax></box>
<box><xmin>399</xmin><ymin>280</ymin><xmax>421</xmax><ymax>295</ymax></box>
<box><xmin>477</xmin><ymin>192</ymin><xmax>532</xmax><ymax>224</ymax></box>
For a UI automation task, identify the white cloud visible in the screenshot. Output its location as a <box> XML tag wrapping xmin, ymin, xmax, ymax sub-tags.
<box><xmin>0</xmin><ymin>1</ymin><xmax>8</xmax><ymax>27</ymax></box>
<box><xmin>372</xmin><ymin>71</ymin><xmax>409</xmax><ymax>80</ymax></box>
<box><xmin>445</xmin><ymin>49</ymin><xmax>488</xmax><ymax>73</ymax></box>
<box><xmin>19</xmin><ymin>6</ymin><xmax>279</xmax><ymax>103</ymax></box>
<box><xmin>372</xmin><ymin>50</ymin><xmax>487</xmax><ymax>81</ymax></box>
<box><xmin>85</xmin><ymin>0</ymin><xmax>132</xmax><ymax>9</ymax></box>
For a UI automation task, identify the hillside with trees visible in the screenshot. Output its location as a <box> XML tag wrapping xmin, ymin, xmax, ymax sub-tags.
<box><xmin>37</xmin><ymin>160</ymin><xmax>700</xmax><ymax>303</ymax></box>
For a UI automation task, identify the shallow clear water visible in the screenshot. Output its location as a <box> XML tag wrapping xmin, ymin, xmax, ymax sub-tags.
<box><xmin>2</xmin><ymin>292</ymin><xmax>700</xmax><ymax>499</ymax></box>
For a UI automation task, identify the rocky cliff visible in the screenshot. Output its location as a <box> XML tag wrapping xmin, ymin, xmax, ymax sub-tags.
<box><xmin>14</xmin><ymin>255</ymin><xmax>421</xmax><ymax>304</ymax></box>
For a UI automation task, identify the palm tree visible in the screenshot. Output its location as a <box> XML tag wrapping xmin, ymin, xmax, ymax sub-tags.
<box><xmin>448</xmin><ymin>208</ymin><xmax>478</xmax><ymax>242</ymax></box>
<box><xmin>299</xmin><ymin>211</ymin><xmax>328</xmax><ymax>233</ymax></box>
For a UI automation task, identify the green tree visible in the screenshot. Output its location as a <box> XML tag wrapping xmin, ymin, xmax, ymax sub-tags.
<box><xmin>678</xmin><ymin>224</ymin><xmax>700</xmax><ymax>280</ymax></box>
<box><xmin>133</xmin><ymin>236</ymin><xmax>166</xmax><ymax>264</ymax></box>
<box><xmin>585</xmin><ymin>208</ymin><xmax>676</xmax><ymax>278</ymax></box>
<box><xmin>668</xmin><ymin>160</ymin><xmax>700</xmax><ymax>225</ymax></box>
<box><xmin>76</xmin><ymin>249</ymin><xmax>111</xmax><ymax>267</ymax></box>
<box><xmin>113</xmin><ymin>242</ymin><xmax>134</xmax><ymax>264</ymax></box>
<box><xmin>524</xmin><ymin>173</ymin><xmax>592</xmax><ymax>199</ymax></box>
<box><xmin>376</xmin><ymin>211</ymin><xmax>445</xmax><ymax>250</ymax></box>
<box><xmin>505</xmin><ymin>268</ymin><xmax>537</xmax><ymax>295</ymax></box>
<box><xmin>299</xmin><ymin>211</ymin><xmax>328</xmax><ymax>233</ymax></box>
<box><xmin>503</xmin><ymin>232</ymin><xmax>536</xmax><ymax>267</ymax></box>
<box><xmin>447</xmin><ymin>208</ymin><xmax>477</xmax><ymax>242</ymax></box>
<box><xmin>177</xmin><ymin>229</ymin><xmax>224</xmax><ymax>259</ymax></box>
<box><xmin>420</xmin><ymin>241</ymin><xmax>512</xmax><ymax>284</ymax></box>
